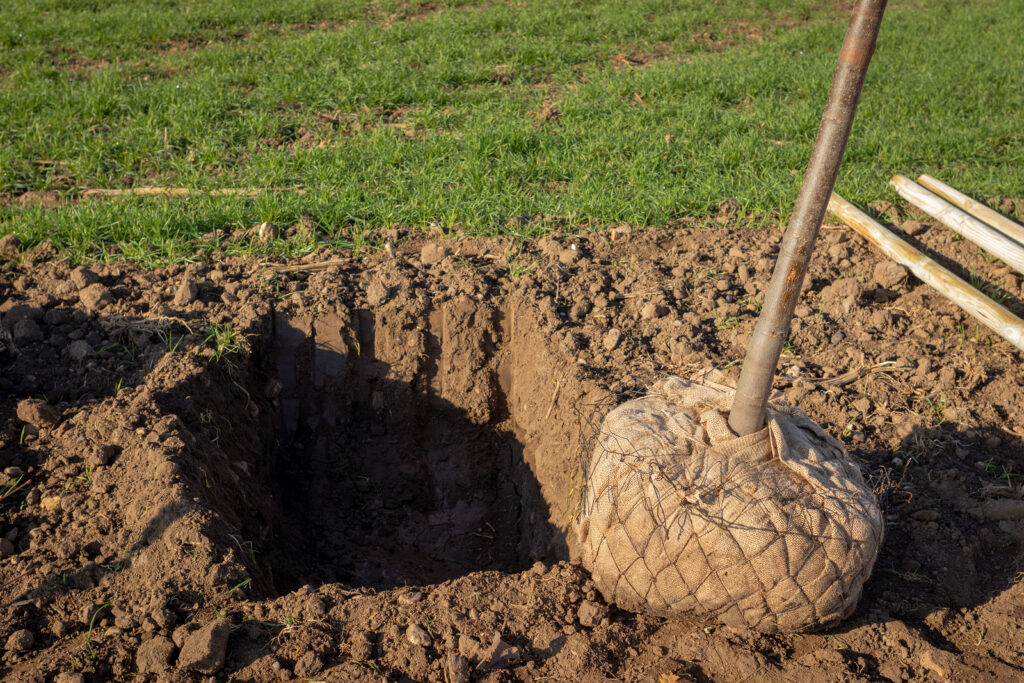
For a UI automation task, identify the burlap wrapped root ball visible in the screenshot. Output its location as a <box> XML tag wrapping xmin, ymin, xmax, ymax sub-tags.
<box><xmin>577</xmin><ymin>375</ymin><xmax>884</xmax><ymax>633</ymax></box>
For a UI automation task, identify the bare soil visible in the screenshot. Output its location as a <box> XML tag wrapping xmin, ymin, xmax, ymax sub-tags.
<box><xmin>1</xmin><ymin>210</ymin><xmax>1024</xmax><ymax>681</ymax></box>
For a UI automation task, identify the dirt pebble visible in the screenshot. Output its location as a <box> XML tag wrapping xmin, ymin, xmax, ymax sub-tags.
<box><xmin>6</xmin><ymin>629</ymin><xmax>34</xmax><ymax>652</ymax></box>
<box><xmin>174</xmin><ymin>278</ymin><xmax>199</xmax><ymax>306</ymax></box>
<box><xmin>78</xmin><ymin>282</ymin><xmax>112</xmax><ymax>310</ymax></box>
<box><xmin>70</xmin><ymin>267</ymin><xmax>99</xmax><ymax>289</ymax></box>
<box><xmin>136</xmin><ymin>635</ymin><xmax>176</xmax><ymax>673</ymax></box>
<box><xmin>177</xmin><ymin>620</ymin><xmax>230</xmax><ymax>674</ymax></box>
<box><xmin>420</xmin><ymin>242</ymin><xmax>449</xmax><ymax>265</ymax></box>
<box><xmin>405</xmin><ymin>624</ymin><xmax>432</xmax><ymax>647</ymax></box>
<box><xmin>16</xmin><ymin>398</ymin><xmax>60</xmax><ymax>428</ymax></box>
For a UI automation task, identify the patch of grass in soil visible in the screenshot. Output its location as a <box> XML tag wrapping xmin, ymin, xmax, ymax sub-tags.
<box><xmin>1</xmin><ymin>0</ymin><xmax>1022</xmax><ymax>264</ymax></box>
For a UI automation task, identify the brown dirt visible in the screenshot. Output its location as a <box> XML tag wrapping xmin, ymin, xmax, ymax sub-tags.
<box><xmin>1</xmin><ymin>214</ymin><xmax>1024</xmax><ymax>681</ymax></box>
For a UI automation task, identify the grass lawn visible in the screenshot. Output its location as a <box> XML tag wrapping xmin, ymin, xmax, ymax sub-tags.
<box><xmin>1</xmin><ymin>0</ymin><xmax>1022</xmax><ymax>264</ymax></box>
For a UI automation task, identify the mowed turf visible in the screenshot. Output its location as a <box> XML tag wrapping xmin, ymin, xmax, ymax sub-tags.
<box><xmin>1</xmin><ymin>0</ymin><xmax>1022</xmax><ymax>263</ymax></box>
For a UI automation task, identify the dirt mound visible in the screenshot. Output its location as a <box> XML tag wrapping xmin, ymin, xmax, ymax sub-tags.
<box><xmin>1</xmin><ymin>219</ymin><xmax>1023</xmax><ymax>680</ymax></box>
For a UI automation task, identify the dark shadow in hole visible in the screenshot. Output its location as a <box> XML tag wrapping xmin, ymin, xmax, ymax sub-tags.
<box><xmin>843</xmin><ymin>421</ymin><xmax>1024</xmax><ymax>634</ymax></box>
<box><xmin>262</xmin><ymin>308</ymin><xmax>563</xmax><ymax>591</ymax></box>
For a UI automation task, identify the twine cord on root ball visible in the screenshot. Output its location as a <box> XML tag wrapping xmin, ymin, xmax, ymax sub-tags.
<box><xmin>576</xmin><ymin>373</ymin><xmax>884</xmax><ymax>633</ymax></box>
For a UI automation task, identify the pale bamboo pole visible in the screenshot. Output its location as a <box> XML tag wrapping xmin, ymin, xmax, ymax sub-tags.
<box><xmin>890</xmin><ymin>175</ymin><xmax>1024</xmax><ymax>275</ymax></box>
<box><xmin>916</xmin><ymin>174</ymin><xmax>1024</xmax><ymax>246</ymax></box>
<box><xmin>829</xmin><ymin>192</ymin><xmax>1024</xmax><ymax>353</ymax></box>
<box><xmin>727</xmin><ymin>0</ymin><xmax>889</xmax><ymax>436</ymax></box>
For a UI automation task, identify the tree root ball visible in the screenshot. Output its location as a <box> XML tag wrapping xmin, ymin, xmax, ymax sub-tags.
<box><xmin>576</xmin><ymin>374</ymin><xmax>884</xmax><ymax>633</ymax></box>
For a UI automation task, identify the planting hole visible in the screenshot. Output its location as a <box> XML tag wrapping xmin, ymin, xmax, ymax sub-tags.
<box><xmin>212</xmin><ymin>300</ymin><xmax>581</xmax><ymax>594</ymax></box>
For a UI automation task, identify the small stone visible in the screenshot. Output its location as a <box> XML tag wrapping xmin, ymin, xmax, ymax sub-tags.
<box><xmin>577</xmin><ymin>599</ymin><xmax>609</xmax><ymax>628</ymax></box>
<box><xmin>406</xmin><ymin>624</ymin><xmax>432</xmax><ymax>647</ymax></box>
<box><xmin>830</xmin><ymin>331</ymin><xmax>845</xmax><ymax>345</ymax></box>
<box><xmin>137</xmin><ymin>635</ymin><xmax>176</xmax><ymax>673</ymax></box>
<box><xmin>873</xmin><ymin>261</ymin><xmax>908</xmax><ymax>289</ymax></box>
<box><xmin>12</xmin><ymin>319</ymin><xmax>44</xmax><ymax>344</ymax></box>
<box><xmin>70</xmin><ymin>267</ymin><xmax>99</xmax><ymax>290</ymax></box>
<box><xmin>66</xmin><ymin>340</ymin><xmax>93</xmax><ymax>362</ymax></box>
<box><xmin>17</xmin><ymin>398</ymin><xmax>61</xmax><ymax>428</ymax></box>
<box><xmin>173</xmin><ymin>279</ymin><xmax>198</xmax><ymax>306</ymax></box>
<box><xmin>6</xmin><ymin>629</ymin><xmax>34</xmax><ymax>652</ymax></box>
<box><xmin>366</xmin><ymin>281</ymin><xmax>389</xmax><ymax>306</ymax></box>
<box><xmin>918</xmin><ymin>646</ymin><xmax>953</xmax><ymax>678</ymax></box>
<box><xmin>603</xmin><ymin>328</ymin><xmax>622</xmax><ymax>351</ymax></box>
<box><xmin>79</xmin><ymin>283</ymin><xmax>112</xmax><ymax>311</ymax></box>
<box><xmin>177</xmin><ymin>619</ymin><xmax>230</xmax><ymax>674</ymax></box>
<box><xmin>985</xmin><ymin>435</ymin><xmax>1002</xmax><ymax>448</ymax></box>
<box><xmin>420</xmin><ymin>243</ymin><xmax>449</xmax><ymax>266</ymax></box>
<box><xmin>257</xmin><ymin>222</ymin><xmax>278</xmax><ymax>244</ymax></box>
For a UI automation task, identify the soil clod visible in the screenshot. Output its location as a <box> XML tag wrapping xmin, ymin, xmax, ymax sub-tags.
<box><xmin>16</xmin><ymin>398</ymin><xmax>60</xmax><ymax>428</ymax></box>
<box><xmin>177</xmin><ymin>620</ymin><xmax>230</xmax><ymax>674</ymax></box>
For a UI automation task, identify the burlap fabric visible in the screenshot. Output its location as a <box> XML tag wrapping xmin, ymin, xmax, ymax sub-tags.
<box><xmin>577</xmin><ymin>374</ymin><xmax>883</xmax><ymax>632</ymax></box>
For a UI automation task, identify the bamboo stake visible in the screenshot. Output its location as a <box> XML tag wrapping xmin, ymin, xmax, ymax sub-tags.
<box><xmin>829</xmin><ymin>192</ymin><xmax>1024</xmax><ymax>353</ymax></box>
<box><xmin>890</xmin><ymin>175</ymin><xmax>1024</xmax><ymax>275</ymax></box>
<box><xmin>729</xmin><ymin>0</ymin><xmax>889</xmax><ymax>436</ymax></box>
<box><xmin>81</xmin><ymin>187</ymin><xmax>306</xmax><ymax>198</ymax></box>
<box><xmin>916</xmin><ymin>174</ymin><xmax>1024</xmax><ymax>246</ymax></box>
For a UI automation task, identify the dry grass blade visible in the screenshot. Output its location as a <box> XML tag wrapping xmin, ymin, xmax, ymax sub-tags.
<box><xmin>98</xmin><ymin>314</ymin><xmax>194</xmax><ymax>336</ymax></box>
<box><xmin>81</xmin><ymin>186</ymin><xmax>306</xmax><ymax>198</ymax></box>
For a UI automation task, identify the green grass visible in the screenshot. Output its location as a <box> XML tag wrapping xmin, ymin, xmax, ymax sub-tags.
<box><xmin>1</xmin><ymin>0</ymin><xmax>1023</xmax><ymax>264</ymax></box>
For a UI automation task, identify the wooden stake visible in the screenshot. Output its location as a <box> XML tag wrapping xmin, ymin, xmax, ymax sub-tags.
<box><xmin>829</xmin><ymin>192</ymin><xmax>1024</xmax><ymax>353</ymax></box>
<box><xmin>916</xmin><ymin>174</ymin><xmax>1024</xmax><ymax>246</ymax></box>
<box><xmin>890</xmin><ymin>175</ymin><xmax>1024</xmax><ymax>275</ymax></box>
<box><xmin>729</xmin><ymin>0</ymin><xmax>889</xmax><ymax>436</ymax></box>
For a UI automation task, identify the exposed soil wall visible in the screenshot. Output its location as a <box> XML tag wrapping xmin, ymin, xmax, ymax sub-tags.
<box><xmin>1</xmin><ymin>219</ymin><xmax>1023</xmax><ymax>681</ymax></box>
